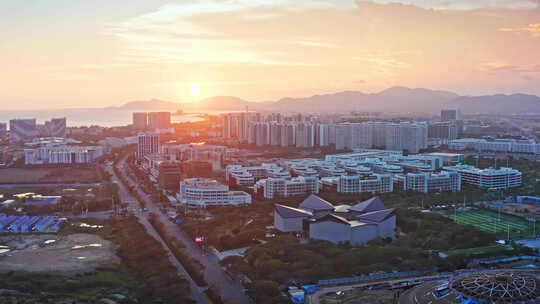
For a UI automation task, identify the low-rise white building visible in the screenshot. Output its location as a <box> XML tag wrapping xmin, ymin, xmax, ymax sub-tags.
<box><xmin>178</xmin><ymin>178</ymin><xmax>251</xmax><ymax>206</ymax></box>
<box><xmin>24</xmin><ymin>145</ymin><xmax>104</xmax><ymax>165</ymax></box>
<box><xmin>337</xmin><ymin>174</ymin><xmax>393</xmax><ymax>194</ymax></box>
<box><xmin>393</xmin><ymin>172</ymin><xmax>461</xmax><ymax>193</ymax></box>
<box><xmin>442</xmin><ymin>165</ymin><xmax>521</xmax><ymax>190</ymax></box>
<box><xmin>255</xmin><ymin>176</ymin><xmax>319</xmax><ymax>199</ymax></box>
<box><xmin>225</xmin><ymin>163</ymin><xmax>289</xmax><ymax>186</ymax></box>
<box><xmin>448</xmin><ymin>138</ymin><xmax>540</xmax><ymax>154</ymax></box>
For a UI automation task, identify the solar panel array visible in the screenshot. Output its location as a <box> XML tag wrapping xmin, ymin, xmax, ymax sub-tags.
<box><xmin>0</xmin><ymin>213</ymin><xmax>64</xmax><ymax>233</ymax></box>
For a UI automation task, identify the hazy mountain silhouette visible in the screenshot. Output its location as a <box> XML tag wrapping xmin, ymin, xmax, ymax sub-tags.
<box><xmin>114</xmin><ymin>87</ymin><xmax>540</xmax><ymax>114</ymax></box>
<box><xmin>115</xmin><ymin>99</ymin><xmax>180</xmax><ymax>111</ymax></box>
<box><xmin>448</xmin><ymin>93</ymin><xmax>540</xmax><ymax>114</ymax></box>
<box><xmin>269</xmin><ymin>87</ymin><xmax>459</xmax><ymax>113</ymax></box>
<box><xmin>183</xmin><ymin>96</ymin><xmax>255</xmax><ymax>111</ymax></box>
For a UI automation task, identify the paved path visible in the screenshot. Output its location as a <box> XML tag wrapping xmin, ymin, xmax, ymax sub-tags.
<box><xmin>106</xmin><ymin>163</ymin><xmax>211</xmax><ymax>304</ymax></box>
<box><xmin>114</xmin><ymin>158</ymin><xmax>253</xmax><ymax>304</ymax></box>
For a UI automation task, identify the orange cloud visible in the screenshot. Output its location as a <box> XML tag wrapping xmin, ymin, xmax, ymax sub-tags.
<box><xmin>499</xmin><ymin>23</ymin><xmax>540</xmax><ymax>37</ymax></box>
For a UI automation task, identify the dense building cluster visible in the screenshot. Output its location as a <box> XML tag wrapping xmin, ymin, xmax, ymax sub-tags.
<box><xmin>223</xmin><ymin>112</ymin><xmax>429</xmax><ymax>153</ymax></box>
<box><xmin>132</xmin><ymin>112</ymin><xmax>171</xmax><ymax>130</ymax></box>
<box><xmin>24</xmin><ymin>145</ymin><xmax>104</xmax><ymax>165</ymax></box>
<box><xmin>226</xmin><ymin>150</ymin><xmax>470</xmax><ymax>198</ymax></box>
<box><xmin>23</xmin><ymin>136</ymin><xmax>103</xmax><ymax>165</ymax></box>
<box><xmin>9</xmin><ymin>117</ymin><xmax>66</xmax><ymax>142</ymax></box>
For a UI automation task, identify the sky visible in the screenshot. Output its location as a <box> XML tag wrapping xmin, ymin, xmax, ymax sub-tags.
<box><xmin>1</xmin><ymin>0</ymin><xmax>540</xmax><ymax>109</ymax></box>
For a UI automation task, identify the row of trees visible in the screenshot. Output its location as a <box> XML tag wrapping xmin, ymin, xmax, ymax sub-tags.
<box><xmin>148</xmin><ymin>213</ymin><xmax>208</xmax><ymax>287</ymax></box>
<box><xmin>111</xmin><ymin>216</ymin><xmax>195</xmax><ymax>304</ymax></box>
<box><xmin>180</xmin><ymin>202</ymin><xmax>274</xmax><ymax>251</ymax></box>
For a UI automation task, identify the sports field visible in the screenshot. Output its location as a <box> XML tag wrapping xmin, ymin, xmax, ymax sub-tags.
<box><xmin>445</xmin><ymin>209</ymin><xmax>537</xmax><ymax>239</ymax></box>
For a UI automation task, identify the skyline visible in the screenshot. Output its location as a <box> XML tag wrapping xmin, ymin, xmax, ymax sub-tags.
<box><xmin>1</xmin><ymin>0</ymin><xmax>540</xmax><ymax>110</ymax></box>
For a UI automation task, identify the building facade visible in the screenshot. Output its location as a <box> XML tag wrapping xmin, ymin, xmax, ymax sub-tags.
<box><xmin>443</xmin><ymin>164</ymin><xmax>522</xmax><ymax>189</ymax></box>
<box><xmin>137</xmin><ymin>133</ymin><xmax>160</xmax><ymax>159</ymax></box>
<box><xmin>273</xmin><ymin>195</ymin><xmax>396</xmax><ymax>245</ymax></box>
<box><xmin>255</xmin><ymin>176</ymin><xmax>319</xmax><ymax>199</ymax></box>
<box><xmin>132</xmin><ymin>112</ymin><xmax>148</xmax><ymax>130</ymax></box>
<box><xmin>393</xmin><ymin>172</ymin><xmax>461</xmax><ymax>193</ymax></box>
<box><xmin>337</xmin><ymin>174</ymin><xmax>393</xmax><ymax>194</ymax></box>
<box><xmin>148</xmin><ymin>112</ymin><xmax>171</xmax><ymax>130</ymax></box>
<box><xmin>441</xmin><ymin>109</ymin><xmax>462</xmax><ymax>121</ymax></box>
<box><xmin>448</xmin><ymin>138</ymin><xmax>540</xmax><ymax>155</ymax></box>
<box><xmin>24</xmin><ymin>146</ymin><xmax>104</xmax><ymax>165</ymax></box>
<box><xmin>178</xmin><ymin>178</ymin><xmax>251</xmax><ymax>206</ymax></box>
<box><xmin>9</xmin><ymin>119</ymin><xmax>39</xmax><ymax>142</ymax></box>
<box><xmin>9</xmin><ymin>118</ymin><xmax>66</xmax><ymax>143</ymax></box>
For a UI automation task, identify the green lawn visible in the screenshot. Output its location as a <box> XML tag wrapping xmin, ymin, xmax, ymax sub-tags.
<box><xmin>445</xmin><ymin>209</ymin><xmax>537</xmax><ymax>239</ymax></box>
<box><xmin>443</xmin><ymin>245</ymin><xmax>513</xmax><ymax>256</ymax></box>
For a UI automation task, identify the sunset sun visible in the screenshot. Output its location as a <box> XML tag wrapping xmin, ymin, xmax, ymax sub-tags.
<box><xmin>188</xmin><ymin>84</ymin><xmax>201</xmax><ymax>97</ymax></box>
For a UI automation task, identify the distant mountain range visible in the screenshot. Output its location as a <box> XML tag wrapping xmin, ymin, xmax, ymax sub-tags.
<box><xmin>114</xmin><ymin>87</ymin><xmax>540</xmax><ymax>114</ymax></box>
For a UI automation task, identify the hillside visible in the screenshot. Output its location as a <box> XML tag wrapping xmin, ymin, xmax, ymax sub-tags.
<box><xmin>113</xmin><ymin>88</ymin><xmax>540</xmax><ymax>114</ymax></box>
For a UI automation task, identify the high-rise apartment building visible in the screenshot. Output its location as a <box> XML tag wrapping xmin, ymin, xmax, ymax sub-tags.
<box><xmin>441</xmin><ymin>109</ymin><xmax>462</xmax><ymax>121</ymax></box>
<box><xmin>148</xmin><ymin>112</ymin><xmax>171</xmax><ymax>130</ymax></box>
<box><xmin>137</xmin><ymin>133</ymin><xmax>160</xmax><ymax>159</ymax></box>
<box><xmin>318</xmin><ymin>124</ymin><xmax>330</xmax><ymax>147</ymax></box>
<box><xmin>255</xmin><ymin>122</ymin><xmax>269</xmax><ymax>147</ymax></box>
<box><xmin>295</xmin><ymin>122</ymin><xmax>315</xmax><ymax>148</ymax></box>
<box><xmin>0</xmin><ymin>123</ymin><xmax>7</xmax><ymax>137</ymax></box>
<box><xmin>41</xmin><ymin>118</ymin><xmax>66</xmax><ymax>138</ymax></box>
<box><xmin>385</xmin><ymin>122</ymin><xmax>427</xmax><ymax>153</ymax></box>
<box><xmin>223</xmin><ymin>112</ymin><xmax>250</xmax><ymax>141</ymax></box>
<box><xmin>334</xmin><ymin>122</ymin><xmax>427</xmax><ymax>153</ymax></box>
<box><xmin>132</xmin><ymin>112</ymin><xmax>148</xmax><ymax>130</ymax></box>
<box><xmin>9</xmin><ymin>119</ymin><xmax>39</xmax><ymax>142</ymax></box>
<box><xmin>428</xmin><ymin>121</ymin><xmax>458</xmax><ymax>140</ymax></box>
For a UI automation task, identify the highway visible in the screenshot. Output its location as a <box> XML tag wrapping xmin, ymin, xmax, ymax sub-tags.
<box><xmin>110</xmin><ymin>156</ymin><xmax>253</xmax><ymax>304</ymax></box>
<box><xmin>308</xmin><ymin>269</ymin><xmax>539</xmax><ymax>304</ymax></box>
<box><xmin>105</xmin><ymin>162</ymin><xmax>211</xmax><ymax>304</ymax></box>
<box><xmin>306</xmin><ymin>274</ymin><xmax>451</xmax><ymax>304</ymax></box>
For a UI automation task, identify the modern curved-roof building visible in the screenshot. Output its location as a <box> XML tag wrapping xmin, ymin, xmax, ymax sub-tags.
<box><xmin>402</xmin><ymin>272</ymin><xmax>539</xmax><ymax>304</ymax></box>
<box><xmin>274</xmin><ymin>195</ymin><xmax>396</xmax><ymax>245</ymax></box>
<box><xmin>450</xmin><ymin>272</ymin><xmax>539</xmax><ymax>304</ymax></box>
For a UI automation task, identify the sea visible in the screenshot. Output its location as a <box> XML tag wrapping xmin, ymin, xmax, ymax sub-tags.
<box><xmin>0</xmin><ymin>108</ymin><xmax>206</xmax><ymax>128</ymax></box>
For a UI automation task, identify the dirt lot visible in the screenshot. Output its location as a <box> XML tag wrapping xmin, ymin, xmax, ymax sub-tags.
<box><xmin>0</xmin><ymin>233</ymin><xmax>119</xmax><ymax>273</ymax></box>
<box><xmin>0</xmin><ymin>167</ymin><xmax>100</xmax><ymax>184</ymax></box>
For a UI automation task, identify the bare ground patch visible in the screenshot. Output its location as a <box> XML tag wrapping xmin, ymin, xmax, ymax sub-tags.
<box><xmin>0</xmin><ymin>233</ymin><xmax>119</xmax><ymax>274</ymax></box>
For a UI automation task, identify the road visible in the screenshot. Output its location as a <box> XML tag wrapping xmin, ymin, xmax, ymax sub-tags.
<box><xmin>308</xmin><ymin>269</ymin><xmax>540</xmax><ymax>304</ymax></box>
<box><xmin>105</xmin><ymin>163</ymin><xmax>211</xmax><ymax>304</ymax></box>
<box><xmin>111</xmin><ymin>157</ymin><xmax>253</xmax><ymax>304</ymax></box>
<box><xmin>306</xmin><ymin>274</ymin><xmax>451</xmax><ymax>304</ymax></box>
